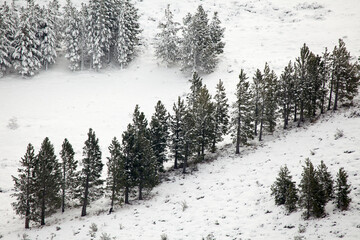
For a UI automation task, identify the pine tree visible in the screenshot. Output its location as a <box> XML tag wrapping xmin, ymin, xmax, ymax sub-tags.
<box><xmin>115</xmin><ymin>2</ymin><xmax>131</xmax><ymax>68</ymax></box>
<box><xmin>232</xmin><ymin>69</ymin><xmax>253</xmax><ymax>154</ymax></box>
<box><xmin>211</xmin><ymin>79</ymin><xmax>229</xmax><ymax>152</ymax></box>
<box><xmin>154</xmin><ymin>4</ymin><xmax>181</xmax><ymax>67</ymax></box>
<box><xmin>332</xmin><ymin>39</ymin><xmax>359</xmax><ymax>110</ymax></box>
<box><xmin>150</xmin><ymin>100</ymin><xmax>169</xmax><ymax>172</ymax></box>
<box><xmin>317</xmin><ymin>160</ymin><xmax>333</xmax><ymax>203</ymax></box>
<box><xmin>12</xmin><ymin>1</ymin><xmax>42</xmax><ymax>77</ymax></box>
<box><xmin>279</xmin><ymin>61</ymin><xmax>295</xmax><ymax>129</ymax></box>
<box><xmin>0</xmin><ymin>2</ymin><xmax>14</xmax><ymax>77</ymax></box>
<box><xmin>132</xmin><ymin>105</ymin><xmax>158</xmax><ymax>200</ymax></box>
<box><xmin>251</xmin><ymin>69</ymin><xmax>262</xmax><ymax>136</ymax></box>
<box><xmin>63</xmin><ymin>0</ymin><xmax>82</xmax><ymax>71</ymax></box>
<box><xmin>181</xmin><ymin>5</ymin><xmax>217</xmax><ymax>73</ymax></box>
<box><xmin>319</xmin><ymin>48</ymin><xmax>331</xmax><ymax>114</ymax></box>
<box><xmin>12</xmin><ymin>144</ymin><xmax>37</xmax><ymax>229</ymax></box>
<box><xmin>33</xmin><ymin>137</ymin><xmax>61</xmax><ymax>225</ymax></box>
<box><xmin>106</xmin><ymin>137</ymin><xmax>124</xmax><ymax>213</ymax></box>
<box><xmin>38</xmin><ymin>5</ymin><xmax>57</xmax><ymax>70</ymax></box>
<box><xmin>80</xmin><ymin>128</ymin><xmax>104</xmax><ymax>217</ymax></box>
<box><xmin>295</xmin><ymin>44</ymin><xmax>312</xmax><ymax>126</ymax></box>
<box><xmin>60</xmin><ymin>138</ymin><xmax>78</xmax><ymax>213</ymax></box>
<box><xmin>121</xmin><ymin>124</ymin><xmax>137</xmax><ymax>204</ymax></box>
<box><xmin>271</xmin><ymin>165</ymin><xmax>298</xmax><ymax>213</ymax></box>
<box><xmin>306</xmin><ymin>53</ymin><xmax>321</xmax><ymax>118</ymax></box>
<box><xmin>209</xmin><ymin>12</ymin><xmax>225</xmax><ymax>55</ymax></box>
<box><xmin>170</xmin><ymin>97</ymin><xmax>186</xmax><ymax>169</ymax></box>
<box><xmin>298</xmin><ymin>158</ymin><xmax>326</xmax><ymax>219</ymax></box>
<box><xmin>335</xmin><ymin>167</ymin><xmax>351</xmax><ymax>211</ymax></box>
<box><xmin>263</xmin><ymin>66</ymin><xmax>278</xmax><ymax>133</ymax></box>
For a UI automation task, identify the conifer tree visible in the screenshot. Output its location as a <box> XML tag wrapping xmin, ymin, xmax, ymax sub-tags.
<box><xmin>211</xmin><ymin>79</ymin><xmax>229</xmax><ymax>152</ymax></box>
<box><xmin>63</xmin><ymin>0</ymin><xmax>82</xmax><ymax>71</ymax></box>
<box><xmin>181</xmin><ymin>5</ymin><xmax>217</xmax><ymax>73</ymax></box>
<box><xmin>317</xmin><ymin>160</ymin><xmax>333</xmax><ymax>203</ymax></box>
<box><xmin>251</xmin><ymin>69</ymin><xmax>262</xmax><ymax>136</ymax></box>
<box><xmin>264</xmin><ymin>66</ymin><xmax>278</xmax><ymax>133</ymax></box>
<box><xmin>170</xmin><ymin>97</ymin><xmax>186</xmax><ymax>169</ymax></box>
<box><xmin>150</xmin><ymin>101</ymin><xmax>169</xmax><ymax>172</ymax></box>
<box><xmin>182</xmin><ymin>109</ymin><xmax>195</xmax><ymax>174</ymax></box>
<box><xmin>33</xmin><ymin>137</ymin><xmax>61</xmax><ymax>225</ymax></box>
<box><xmin>106</xmin><ymin>137</ymin><xmax>124</xmax><ymax>213</ymax></box>
<box><xmin>299</xmin><ymin>158</ymin><xmax>326</xmax><ymax>219</ymax></box>
<box><xmin>12</xmin><ymin>144</ymin><xmax>37</xmax><ymax>229</ymax></box>
<box><xmin>306</xmin><ymin>53</ymin><xmax>322</xmax><ymax>118</ymax></box>
<box><xmin>0</xmin><ymin>2</ymin><xmax>14</xmax><ymax>77</ymax></box>
<box><xmin>79</xmin><ymin>128</ymin><xmax>104</xmax><ymax>217</ymax></box>
<box><xmin>209</xmin><ymin>12</ymin><xmax>225</xmax><ymax>55</ymax></box>
<box><xmin>271</xmin><ymin>165</ymin><xmax>298</xmax><ymax>213</ymax></box>
<box><xmin>115</xmin><ymin>3</ymin><xmax>131</xmax><ymax>68</ymax></box>
<box><xmin>154</xmin><ymin>4</ymin><xmax>181</xmax><ymax>67</ymax></box>
<box><xmin>232</xmin><ymin>69</ymin><xmax>253</xmax><ymax>154</ymax></box>
<box><xmin>332</xmin><ymin>39</ymin><xmax>359</xmax><ymax>110</ymax></box>
<box><xmin>121</xmin><ymin>124</ymin><xmax>137</xmax><ymax>204</ymax></box>
<box><xmin>335</xmin><ymin>167</ymin><xmax>351</xmax><ymax>211</ymax></box>
<box><xmin>60</xmin><ymin>138</ymin><xmax>78</xmax><ymax>213</ymax></box>
<box><xmin>12</xmin><ymin>0</ymin><xmax>42</xmax><ymax>77</ymax></box>
<box><xmin>319</xmin><ymin>48</ymin><xmax>331</xmax><ymax>114</ymax></box>
<box><xmin>279</xmin><ymin>61</ymin><xmax>295</xmax><ymax>129</ymax></box>
<box><xmin>132</xmin><ymin>105</ymin><xmax>158</xmax><ymax>200</ymax></box>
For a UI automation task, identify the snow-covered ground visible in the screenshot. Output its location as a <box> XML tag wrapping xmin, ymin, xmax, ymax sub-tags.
<box><xmin>0</xmin><ymin>0</ymin><xmax>360</xmax><ymax>239</ymax></box>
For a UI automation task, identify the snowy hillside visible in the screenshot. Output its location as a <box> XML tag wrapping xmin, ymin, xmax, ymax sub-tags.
<box><xmin>1</xmin><ymin>0</ymin><xmax>360</xmax><ymax>239</ymax></box>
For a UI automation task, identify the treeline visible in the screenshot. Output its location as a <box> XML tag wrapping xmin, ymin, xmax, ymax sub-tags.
<box><xmin>0</xmin><ymin>0</ymin><xmax>141</xmax><ymax>77</ymax></box>
<box><xmin>11</xmin><ymin>39</ymin><xmax>359</xmax><ymax>228</ymax></box>
<box><xmin>0</xmin><ymin>1</ymin><xmax>225</xmax><ymax>77</ymax></box>
<box><xmin>271</xmin><ymin>159</ymin><xmax>352</xmax><ymax>218</ymax></box>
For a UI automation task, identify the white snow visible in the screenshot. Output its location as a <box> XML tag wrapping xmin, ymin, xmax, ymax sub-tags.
<box><xmin>0</xmin><ymin>0</ymin><xmax>360</xmax><ymax>239</ymax></box>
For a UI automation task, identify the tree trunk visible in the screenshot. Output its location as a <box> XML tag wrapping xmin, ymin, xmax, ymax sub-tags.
<box><xmin>235</xmin><ymin>114</ymin><xmax>241</xmax><ymax>154</ymax></box>
<box><xmin>41</xmin><ymin>188</ymin><xmax>45</xmax><ymax>225</ymax></box>
<box><xmin>138</xmin><ymin>183</ymin><xmax>143</xmax><ymax>200</ymax></box>
<box><xmin>328</xmin><ymin>76</ymin><xmax>334</xmax><ymax>110</ymax></box>
<box><xmin>183</xmin><ymin>142</ymin><xmax>188</xmax><ymax>174</ymax></box>
<box><xmin>62</xmin><ymin>165</ymin><xmax>66</xmax><ymax>213</ymax></box>
<box><xmin>25</xmin><ymin>201</ymin><xmax>30</xmax><ymax>229</ymax></box>
<box><xmin>81</xmin><ymin>175</ymin><xmax>89</xmax><ymax>217</ymax></box>
<box><xmin>254</xmin><ymin>104</ymin><xmax>258</xmax><ymax>136</ymax></box>
<box><xmin>333</xmin><ymin>78</ymin><xmax>339</xmax><ymax>111</ymax></box>
<box><xmin>124</xmin><ymin>186</ymin><xmax>129</xmax><ymax>204</ymax></box>
<box><xmin>259</xmin><ymin>118</ymin><xmax>263</xmax><ymax>142</ymax></box>
<box><xmin>294</xmin><ymin>103</ymin><xmax>297</xmax><ymax>122</ymax></box>
<box><xmin>109</xmin><ymin>179</ymin><xmax>115</xmax><ymax>214</ymax></box>
<box><xmin>298</xmin><ymin>100</ymin><xmax>304</xmax><ymax>127</ymax></box>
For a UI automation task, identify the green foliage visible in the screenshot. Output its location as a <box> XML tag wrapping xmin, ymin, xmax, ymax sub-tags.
<box><xmin>33</xmin><ymin>137</ymin><xmax>62</xmax><ymax>225</ymax></box>
<box><xmin>150</xmin><ymin>100</ymin><xmax>170</xmax><ymax>172</ymax></box>
<box><xmin>298</xmin><ymin>158</ymin><xmax>326</xmax><ymax>219</ymax></box>
<box><xmin>271</xmin><ymin>165</ymin><xmax>298</xmax><ymax>213</ymax></box>
<box><xmin>335</xmin><ymin>167</ymin><xmax>351</xmax><ymax>210</ymax></box>
<box><xmin>317</xmin><ymin>160</ymin><xmax>334</xmax><ymax>202</ymax></box>
<box><xmin>80</xmin><ymin>128</ymin><xmax>104</xmax><ymax>216</ymax></box>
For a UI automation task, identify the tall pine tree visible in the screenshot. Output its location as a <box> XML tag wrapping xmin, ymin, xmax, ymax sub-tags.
<box><xmin>335</xmin><ymin>167</ymin><xmax>351</xmax><ymax>211</ymax></box>
<box><xmin>170</xmin><ymin>97</ymin><xmax>186</xmax><ymax>169</ymax></box>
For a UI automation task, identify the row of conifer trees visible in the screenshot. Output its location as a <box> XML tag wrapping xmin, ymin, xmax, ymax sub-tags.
<box><xmin>271</xmin><ymin>159</ymin><xmax>352</xmax><ymax>219</ymax></box>
<box><xmin>12</xmin><ymin>39</ymin><xmax>359</xmax><ymax>228</ymax></box>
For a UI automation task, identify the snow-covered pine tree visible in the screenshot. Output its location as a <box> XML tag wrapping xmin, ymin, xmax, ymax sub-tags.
<box><xmin>121</xmin><ymin>123</ymin><xmax>137</xmax><ymax>204</ymax></box>
<box><xmin>317</xmin><ymin>160</ymin><xmax>334</xmax><ymax>203</ymax></box>
<box><xmin>63</xmin><ymin>0</ymin><xmax>82</xmax><ymax>71</ymax></box>
<box><xmin>154</xmin><ymin>4</ymin><xmax>181</xmax><ymax>67</ymax></box>
<box><xmin>12</xmin><ymin>0</ymin><xmax>42</xmax><ymax>77</ymax></box>
<box><xmin>79</xmin><ymin>3</ymin><xmax>89</xmax><ymax>70</ymax></box>
<box><xmin>38</xmin><ymin>5</ymin><xmax>57</xmax><ymax>71</ymax></box>
<box><xmin>211</xmin><ymin>79</ymin><xmax>229</xmax><ymax>152</ymax></box>
<box><xmin>295</xmin><ymin>44</ymin><xmax>311</xmax><ymax>126</ymax></box>
<box><xmin>251</xmin><ymin>69</ymin><xmax>262</xmax><ymax>136</ymax></box>
<box><xmin>332</xmin><ymin>39</ymin><xmax>359</xmax><ymax>110</ymax></box>
<box><xmin>335</xmin><ymin>167</ymin><xmax>351</xmax><ymax>211</ymax></box>
<box><xmin>11</xmin><ymin>144</ymin><xmax>37</xmax><ymax>229</ymax></box>
<box><xmin>47</xmin><ymin>0</ymin><xmax>62</xmax><ymax>51</ymax></box>
<box><xmin>279</xmin><ymin>61</ymin><xmax>295</xmax><ymax>129</ymax></box>
<box><xmin>60</xmin><ymin>138</ymin><xmax>78</xmax><ymax>213</ymax></box>
<box><xmin>299</xmin><ymin>158</ymin><xmax>326</xmax><ymax>219</ymax></box>
<box><xmin>79</xmin><ymin>128</ymin><xmax>104</xmax><ymax>217</ymax></box>
<box><xmin>170</xmin><ymin>96</ymin><xmax>186</xmax><ymax>169</ymax></box>
<box><xmin>232</xmin><ymin>69</ymin><xmax>254</xmax><ymax>154</ymax></box>
<box><xmin>263</xmin><ymin>66</ymin><xmax>278</xmax><ymax>133</ymax></box>
<box><xmin>86</xmin><ymin>0</ymin><xmax>112</xmax><ymax>70</ymax></box>
<box><xmin>33</xmin><ymin>137</ymin><xmax>61</xmax><ymax>226</ymax></box>
<box><xmin>319</xmin><ymin>48</ymin><xmax>331</xmax><ymax>114</ymax></box>
<box><xmin>181</xmin><ymin>5</ymin><xmax>217</xmax><ymax>73</ymax></box>
<box><xmin>0</xmin><ymin>2</ymin><xmax>14</xmax><ymax>77</ymax></box>
<box><xmin>306</xmin><ymin>53</ymin><xmax>322</xmax><ymax>118</ymax></box>
<box><xmin>271</xmin><ymin>165</ymin><xmax>298</xmax><ymax>213</ymax></box>
<box><xmin>106</xmin><ymin>137</ymin><xmax>124</xmax><ymax>213</ymax></box>
<box><xmin>132</xmin><ymin>105</ymin><xmax>158</xmax><ymax>200</ymax></box>
<box><xmin>150</xmin><ymin>100</ymin><xmax>169</xmax><ymax>172</ymax></box>
<box><xmin>209</xmin><ymin>12</ymin><xmax>225</xmax><ymax>55</ymax></box>
<box><xmin>182</xmin><ymin>107</ymin><xmax>196</xmax><ymax>173</ymax></box>
<box><xmin>115</xmin><ymin>0</ymin><xmax>141</xmax><ymax>67</ymax></box>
